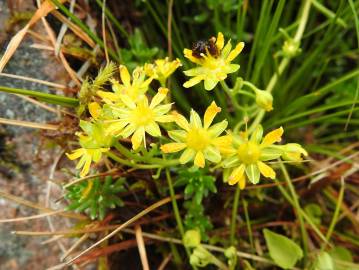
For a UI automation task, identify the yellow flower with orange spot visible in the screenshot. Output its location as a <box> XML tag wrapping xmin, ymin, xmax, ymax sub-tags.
<box><xmin>183</xmin><ymin>32</ymin><xmax>244</xmax><ymax>91</ymax></box>
<box><xmin>105</xmin><ymin>87</ymin><xmax>174</xmax><ymax>150</ymax></box>
<box><xmin>161</xmin><ymin>101</ymin><xmax>231</xmax><ymax>168</ymax></box>
<box><xmin>144</xmin><ymin>57</ymin><xmax>182</xmax><ymax>86</ymax></box>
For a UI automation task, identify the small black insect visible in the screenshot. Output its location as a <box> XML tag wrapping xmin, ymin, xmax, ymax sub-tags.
<box><xmin>192</xmin><ymin>37</ymin><xmax>219</xmax><ymax>58</ymax></box>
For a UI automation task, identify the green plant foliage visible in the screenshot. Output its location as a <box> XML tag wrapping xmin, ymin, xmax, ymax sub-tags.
<box><xmin>175</xmin><ymin>167</ymin><xmax>217</xmax><ymax>239</ymax></box>
<box><xmin>121</xmin><ymin>28</ymin><xmax>159</xmax><ymax>71</ymax></box>
<box><xmin>304</xmin><ymin>203</ymin><xmax>323</xmax><ymax>225</ymax></box>
<box><xmin>263</xmin><ymin>229</ymin><xmax>303</xmax><ymax>269</ymax></box>
<box><xmin>65</xmin><ymin>176</ymin><xmax>126</xmax><ymax>220</ymax></box>
<box><xmin>329</xmin><ymin>246</ymin><xmax>354</xmax><ymax>270</ymax></box>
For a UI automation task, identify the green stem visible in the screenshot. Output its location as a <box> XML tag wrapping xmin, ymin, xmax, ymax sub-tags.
<box><xmin>242</xmin><ymin>81</ymin><xmax>260</xmax><ymax>92</ymax></box>
<box><xmin>114</xmin><ymin>142</ymin><xmax>180</xmax><ymax>167</ymax></box>
<box><xmin>165</xmin><ymin>169</ymin><xmax>184</xmax><ymax>234</ymax></box>
<box><xmin>248</xmin><ymin>0</ymin><xmax>312</xmax><ymax>133</ymax></box>
<box><xmin>273</xmin><ymin>178</ymin><xmax>329</xmax><ymax>245</ymax></box>
<box><xmin>214</xmin><ymin>87</ymin><xmax>231</xmax><ymax>120</ymax></box>
<box><xmin>220</xmin><ymin>81</ymin><xmax>243</xmax><ymax>112</ymax></box>
<box><xmin>0</xmin><ymin>85</ymin><xmax>78</xmax><ymax>107</ymax></box>
<box><xmin>106</xmin><ymin>151</ymin><xmax>163</xmax><ymax>169</ymax></box>
<box><xmin>230</xmin><ymin>184</ymin><xmax>241</xmax><ymax>246</ymax></box>
<box><xmin>242</xmin><ymin>199</ymin><xmax>254</xmax><ymax>253</ymax></box>
<box><xmin>279</xmin><ymin>162</ymin><xmax>308</xmax><ymax>260</ymax></box>
<box><xmin>165</xmin><ymin>169</ymin><xmax>196</xmax><ymax>269</ymax></box>
<box><xmin>248</xmin><ymin>58</ymin><xmax>289</xmax><ymax>133</ymax></box>
<box><xmin>324</xmin><ymin>180</ymin><xmax>345</xmax><ymax>245</ymax></box>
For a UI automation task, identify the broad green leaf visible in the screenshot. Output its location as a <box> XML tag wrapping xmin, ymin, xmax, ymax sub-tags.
<box><xmin>263</xmin><ymin>229</ymin><xmax>303</xmax><ymax>269</ymax></box>
<box><xmin>329</xmin><ymin>246</ymin><xmax>354</xmax><ymax>270</ymax></box>
<box><xmin>315</xmin><ymin>252</ymin><xmax>334</xmax><ymax>270</ymax></box>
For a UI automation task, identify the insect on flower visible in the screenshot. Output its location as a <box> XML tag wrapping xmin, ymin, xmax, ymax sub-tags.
<box><xmin>183</xmin><ymin>32</ymin><xmax>245</xmax><ymax>91</ymax></box>
<box><xmin>191</xmin><ymin>37</ymin><xmax>219</xmax><ymax>58</ymax></box>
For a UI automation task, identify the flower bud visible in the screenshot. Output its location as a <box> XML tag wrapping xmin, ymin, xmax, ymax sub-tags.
<box><xmin>190</xmin><ymin>246</ymin><xmax>212</xmax><ymax>267</ymax></box>
<box><xmin>255</xmin><ymin>89</ymin><xmax>273</xmax><ymax>111</ymax></box>
<box><xmin>183</xmin><ymin>229</ymin><xmax>201</xmax><ymax>248</ymax></box>
<box><xmin>224</xmin><ymin>246</ymin><xmax>237</xmax><ymax>258</ymax></box>
<box><xmin>281</xmin><ymin>143</ymin><xmax>308</xmax><ymax>162</ymax></box>
<box><xmin>282</xmin><ymin>40</ymin><xmax>301</xmax><ymax>58</ymax></box>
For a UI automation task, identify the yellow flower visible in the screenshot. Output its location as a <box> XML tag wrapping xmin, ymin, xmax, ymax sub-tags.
<box><xmin>97</xmin><ymin>65</ymin><xmax>152</xmax><ymax>103</ymax></box>
<box><xmin>161</xmin><ymin>101</ymin><xmax>231</xmax><ymax>168</ymax></box>
<box><xmin>183</xmin><ymin>32</ymin><xmax>244</xmax><ymax>91</ymax></box>
<box><xmin>66</xmin><ymin>121</ymin><xmax>112</xmax><ymax>177</ymax></box>
<box><xmin>223</xmin><ymin>126</ymin><xmax>285</xmax><ymax>187</ymax></box>
<box><xmin>106</xmin><ymin>87</ymin><xmax>174</xmax><ymax>150</ymax></box>
<box><xmin>144</xmin><ymin>57</ymin><xmax>182</xmax><ymax>85</ymax></box>
<box><xmin>66</xmin><ymin>147</ymin><xmax>109</xmax><ymax>177</ymax></box>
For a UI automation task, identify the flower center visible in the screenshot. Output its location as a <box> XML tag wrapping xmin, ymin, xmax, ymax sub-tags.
<box><xmin>203</xmin><ymin>56</ymin><xmax>223</xmax><ymax>70</ymax></box>
<box><xmin>186</xmin><ymin>128</ymin><xmax>210</xmax><ymax>151</ymax></box>
<box><xmin>237</xmin><ymin>142</ymin><xmax>261</xmax><ymax>164</ymax></box>
<box><xmin>132</xmin><ymin>105</ymin><xmax>154</xmax><ymax>126</ymax></box>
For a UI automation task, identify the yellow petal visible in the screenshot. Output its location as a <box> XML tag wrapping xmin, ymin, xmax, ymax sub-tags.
<box><xmin>155</xmin><ymin>115</ymin><xmax>174</xmax><ymax>123</ymax></box>
<box><xmin>97</xmin><ymin>90</ymin><xmax>120</xmax><ymax>102</ymax></box>
<box><xmin>161</xmin><ymin>143</ymin><xmax>186</xmax><ymax>153</ymax></box>
<box><xmin>144</xmin><ymin>63</ymin><xmax>155</xmax><ymax>77</ymax></box>
<box><xmin>204</xmin><ymin>76</ymin><xmax>219</xmax><ymax>91</ymax></box>
<box><xmin>204</xmin><ymin>101</ymin><xmax>221</xmax><ymax>128</ymax></box>
<box><xmin>150</xmin><ymin>87</ymin><xmax>168</xmax><ymax>108</ymax></box>
<box><xmin>261</xmin><ymin>127</ymin><xmax>284</xmax><ymax>147</ymax></box>
<box><xmin>131</xmin><ymin>127</ymin><xmax>145</xmax><ymax>150</ymax></box>
<box><xmin>66</xmin><ymin>149</ymin><xmax>84</xmax><ymax>160</ymax></box>
<box><xmin>213</xmin><ymin>135</ymin><xmax>235</xmax><ymax>155</ymax></box>
<box><xmin>119</xmin><ymin>65</ymin><xmax>131</xmax><ymax>86</ymax></box>
<box><xmin>257</xmin><ymin>161</ymin><xmax>276</xmax><ymax>179</ymax></box>
<box><xmin>80</xmin><ymin>156</ymin><xmax>92</xmax><ymax>177</ymax></box>
<box><xmin>216</xmin><ymin>32</ymin><xmax>224</xmax><ymax>50</ymax></box>
<box><xmin>228</xmin><ymin>164</ymin><xmax>245</xmax><ymax>185</ymax></box>
<box><xmin>183</xmin><ymin>76</ymin><xmax>204</xmax><ymax>88</ymax></box>
<box><xmin>226</xmin><ymin>42</ymin><xmax>245</xmax><ymax>63</ymax></box>
<box><xmin>145</xmin><ymin>122</ymin><xmax>161</xmax><ymax>137</ymax></box>
<box><xmin>184</xmin><ymin>48</ymin><xmax>202</xmax><ymax>64</ymax></box>
<box><xmin>88</xmin><ymin>102</ymin><xmax>101</xmax><ymax>119</ymax></box>
<box><xmin>172</xmin><ymin>111</ymin><xmax>190</xmax><ymax>131</ymax></box>
<box><xmin>120</xmin><ymin>94</ymin><xmax>136</xmax><ymax>109</ymax></box>
<box><xmin>238</xmin><ymin>176</ymin><xmax>246</xmax><ymax>189</ymax></box>
<box><xmin>194</xmin><ymin>151</ymin><xmax>205</xmax><ymax>168</ymax></box>
<box><xmin>179</xmin><ymin>148</ymin><xmax>195</xmax><ymax>164</ymax></box>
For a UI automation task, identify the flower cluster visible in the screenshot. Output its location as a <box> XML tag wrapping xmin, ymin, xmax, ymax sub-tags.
<box><xmin>66</xmin><ymin>58</ymin><xmax>181</xmax><ymax>177</ymax></box>
<box><xmin>66</xmin><ymin>32</ymin><xmax>307</xmax><ymax>190</ymax></box>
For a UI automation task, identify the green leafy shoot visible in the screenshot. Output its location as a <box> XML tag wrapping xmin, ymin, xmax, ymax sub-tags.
<box><xmin>65</xmin><ymin>176</ymin><xmax>126</xmax><ymax>220</ymax></box>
